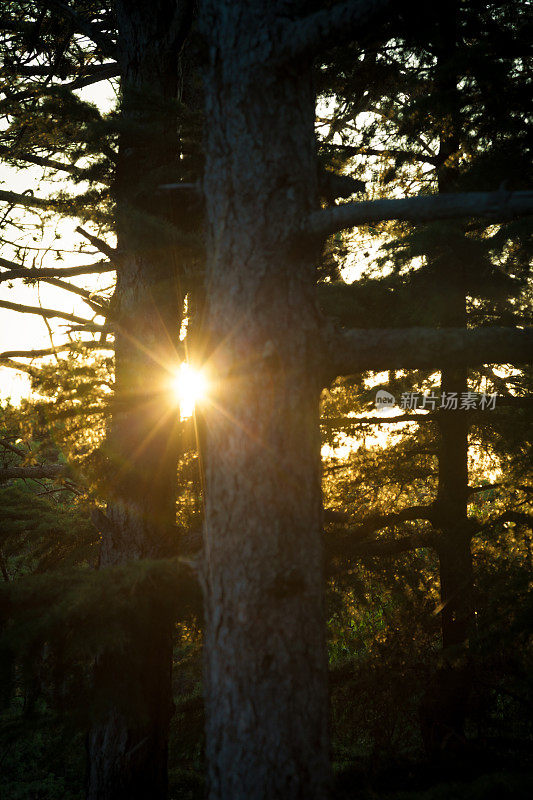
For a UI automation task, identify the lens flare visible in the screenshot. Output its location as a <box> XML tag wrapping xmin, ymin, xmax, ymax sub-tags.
<box><xmin>172</xmin><ymin>363</ymin><xmax>207</xmax><ymax>419</ymax></box>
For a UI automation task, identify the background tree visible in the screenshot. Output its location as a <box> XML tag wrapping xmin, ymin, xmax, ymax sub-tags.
<box><xmin>316</xmin><ymin>0</ymin><xmax>532</xmax><ymax>758</ymax></box>
<box><xmin>1</xmin><ymin>1</ymin><xmax>204</xmax><ymax>797</ymax></box>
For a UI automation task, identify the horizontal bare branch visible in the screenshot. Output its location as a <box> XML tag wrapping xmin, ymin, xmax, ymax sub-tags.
<box><xmin>324</xmin><ymin>326</ymin><xmax>533</xmax><ymax>381</ymax></box>
<box><xmin>0</xmin><ymin>145</ymin><xmax>79</xmax><ymax>174</ymax></box>
<box><xmin>496</xmin><ymin>511</ymin><xmax>533</xmax><ymax>527</ymax></box>
<box><xmin>0</xmin><ymin>258</ymin><xmax>114</xmax><ymax>280</ymax></box>
<box><xmin>63</xmin><ymin>323</ymin><xmax>105</xmax><ymax>333</ymax></box>
<box><xmin>305</xmin><ymin>189</ymin><xmax>533</xmax><ymax>238</ymax></box>
<box><xmin>0</xmin><ymin>262</ymin><xmax>109</xmax><ymax>315</ymax></box>
<box><xmin>0</xmin><ymin>298</ymin><xmax>99</xmax><ymax>326</ymax></box>
<box><xmin>1</xmin><ymin>342</ymin><xmax>113</xmax><ymax>359</ymax></box>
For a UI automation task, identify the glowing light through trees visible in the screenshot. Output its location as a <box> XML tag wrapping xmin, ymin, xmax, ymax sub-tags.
<box><xmin>172</xmin><ymin>362</ymin><xmax>207</xmax><ymax>419</ymax></box>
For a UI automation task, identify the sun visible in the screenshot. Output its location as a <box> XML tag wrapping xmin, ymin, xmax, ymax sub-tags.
<box><xmin>172</xmin><ymin>362</ymin><xmax>207</xmax><ymax>419</ymax></box>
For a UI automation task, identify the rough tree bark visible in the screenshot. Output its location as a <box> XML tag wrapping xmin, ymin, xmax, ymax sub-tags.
<box><xmin>198</xmin><ymin>2</ymin><xmax>331</xmax><ymax>798</ymax></box>
<box><xmin>86</xmin><ymin>2</ymin><xmax>192</xmax><ymax>798</ymax></box>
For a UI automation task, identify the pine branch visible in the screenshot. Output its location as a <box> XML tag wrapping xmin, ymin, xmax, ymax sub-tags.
<box><xmin>0</xmin><ymin>189</ymin><xmax>49</xmax><ymax>211</ymax></box>
<box><xmin>323</xmin><ymin>326</ymin><xmax>533</xmax><ymax>381</ymax></box>
<box><xmin>305</xmin><ymin>189</ymin><xmax>533</xmax><ymax>238</ymax></box>
<box><xmin>321</xmin><ymin>413</ymin><xmax>434</xmax><ymax>426</ymax></box>
<box><xmin>63</xmin><ymin>323</ymin><xmax>105</xmax><ymax>333</ymax></box>
<box><xmin>325</xmin><ymin>504</ymin><xmax>437</xmax><ymax>561</ymax></box>
<box><xmin>44</xmin><ymin>1</ymin><xmax>117</xmax><ymax>59</ymax></box>
<box><xmin>0</xmin><ymin>464</ymin><xmax>67</xmax><ymax>482</ymax></box>
<box><xmin>0</xmin><ymin>190</ymin><xmax>113</xmax><ymax>220</ymax></box>
<box><xmin>1</xmin><ymin>342</ymin><xmax>113</xmax><ymax>359</ymax></box>
<box><xmin>0</xmin><ymin>258</ymin><xmax>114</xmax><ymax>280</ymax></box>
<box><xmin>468</xmin><ymin>483</ymin><xmax>502</xmax><ymax>496</ymax></box>
<box><xmin>328</xmin><ymin>504</ymin><xmax>436</xmax><ymax>535</ymax></box>
<box><xmin>0</xmin><ymin>357</ymin><xmax>37</xmax><ymax>374</ymax></box>
<box><xmin>0</xmin><ymin>438</ymin><xmax>27</xmax><ymax>458</ymax></box>
<box><xmin>6</xmin><ymin>61</ymin><xmax>119</xmax><ymax>85</ymax></box>
<box><xmin>76</xmin><ymin>227</ymin><xmax>119</xmax><ymax>262</ymax></box>
<box><xmin>0</xmin><ymin>145</ymin><xmax>79</xmax><ymax>175</ymax></box>
<box><xmin>0</xmin><ymin>261</ymin><xmax>110</xmax><ymax>316</ymax></box>
<box><xmin>63</xmin><ymin>62</ymin><xmax>119</xmax><ymax>90</ymax></box>
<box><xmin>1</xmin><ymin>557</ymin><xmax>203</xmax><ymax>630</ymax></box>
<box><xmin>4</xmin><ymin>64</ymin><xmax>78</xmax><ymax>77</ymax></box>
<box><xmin>472</xmin><ymin>510</ymin><xmax>533</xmax><ymax>536</ymax></box>
<box><xmin>0</xmin><ymin>298</ymin><xmax>99</xmax><ymax>326</ymax></box>
<box><xmin>328</xmin><ymin>529</ymin><xmax>435</xmax><ymax>561</ymax></box>
<box><xmin>275</xmin><ymin>0</ymin><xmax>392</xmax><ymax>62</ymax></box>
<box><xmin>320</xmin><ymin>143</ymin><xmax>439</xmax><ymax>166</ymax></box>
<box><xmin>322</xmin><ymin>406</ymin><xmax>531</xmax><ymax>429</ymax></box>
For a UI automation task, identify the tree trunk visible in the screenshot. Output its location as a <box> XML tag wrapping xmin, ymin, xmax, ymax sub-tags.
<box><xmin>199</xmin><ymin>3</ymin><xmax>331</xmax><ymax>797</ymax></box>
<box><xmin>420</xmin><ymin>5</ymin><xmax>475</xmax><ymax>758</ymax></box>
<box><xmin>420</xmin><ymin>367</ymin><xmax>474</xmax><ymax>759</ymax></box>
<box><xmin>437</xmin><ymin>371</ymin><xmax>473</xmax><ymax>657</ymax></box>
<box><xmin>86</xmin><ymin>3</ymin><xmax>190</xmax><ymax>798</ymax></box>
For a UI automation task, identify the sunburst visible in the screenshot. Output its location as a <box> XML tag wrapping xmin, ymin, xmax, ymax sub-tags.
<box><xmin>172</xmin><ymin>362</ymin><xmax>207</xmax><ymax>419</ymax></box>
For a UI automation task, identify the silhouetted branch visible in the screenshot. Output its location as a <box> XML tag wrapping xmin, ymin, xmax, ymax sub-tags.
<box><xmin>0</xmin><ymin>258</ymin><xmax>114</xmax><ymax>280</ymax></box>
<box><xmin>305</xmin><ymin>190</ymin><xmax>533</xmax><ymax>238</ymax></box>
<box><xmin>0</xmin><ymin>358</ymin><xmax>37</xmax><ymax>374</ymax></box>
<box><xmin>0</xmin><ymin>438</ymin><xmax>26</xmax><ymax>457</ymax></box>
<box><xmin>0</xmin><ymin>145</ymin><xmax>79</xmax><ymax>174</ymax></box>
<box><xmin>276</xmin><ymin>0</ymin><xmax>391</xmax><ymax>62</ymax></box>
<box><xmin>472</xmin><ymin>510</ymin><xmax>533</xmax><ymax>536</ymax></box>
<box><xmin>320</xmin><ymin>142</ymin><xmax>439</xmax><ymax>167</ymax></box>
<box><xmin>0</xmin><ymin>261</ymin><xmax>110</xmax><ymax>315</ymax></box>
<box><xmin>0</xmin><ymin>189</ymin><xmax>49</xmax><ymax>210</ymax></box>
<box><xmin>63</xmin><ymin>323</ymin><xmax>106</xmax><ymax>333</ymax></box>
<box><xmin>0</xmin><ymin>464</ymin><xmax>67</xmax><ymax>482</ymax></box>
<box><xmin>1</xmin><ymin>342</ymin><xmax>113</xmax><ymax>359</ymax></box>
<box><xmin>0</xmin><ymin>298</ymin><xmax>98</xmax><ymax>326</ymax></box>
<box><xmin>324</xmin><ymin>326</ymin><xmax>533</xmax><ymax>380</ymax></box>
<box><xmin>321</xmin><ymin>413</ymin><xmax>434</xmax><ymax>427</ymax></box>
<box><xmin>44</xmin><ymin>1</ymin><xmax>116</xmax><ymax>59</ymax></box>
<box><xmin>63</xmin><ymin>62</ymin><xmax>120</xmax><ymax>90</ymax></box>
<box><xmin>328</xmin><ymin>529</ymin><xmax>435</xmax><ymax>561</ymax></box>
<box><xmin>328</xmin><ymin>505</ymin><xmax>436</xmax><ymax>535</ymax></box>
<box><xmin>76</xmin><ymin>227</ymin><xmax>119</xmax><ymax>261</ymax></box>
